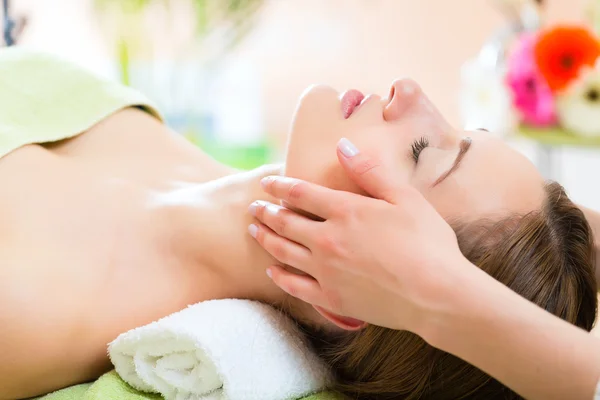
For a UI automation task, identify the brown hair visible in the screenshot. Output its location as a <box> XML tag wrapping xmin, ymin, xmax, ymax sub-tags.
<box><xmin>303</xmin><ymin>181</ymin><xmax>597</xmax><ymax>400</ymax></box>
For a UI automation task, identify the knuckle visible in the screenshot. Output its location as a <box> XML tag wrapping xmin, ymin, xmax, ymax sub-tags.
<box><xmin>316</xmin><ymin>234</ymin><xmax>342</xmax><ymax>255</ymax></box>
<box><xmin>275</xmin><ymin>214</ymin><xmax>288</xmax><ymax>236</ymax></box>
<box><xmin>352</xmin><ymin>157</ymin><xmax>381</xmax><ymax>177</ymax></box>
<box><xmin>263</xmin><ymin>204</ymin><xmax>288</xmax><ymax>236</ymax></box>
<box><xmin>287</xmin><ymin>180</ymin><xmax>305</xmax><ymax>202</ymax></box>
<box><xmin>270</xmin><ymin>240</ymin><xmax>289</xmax><ymax>262</ymax></box>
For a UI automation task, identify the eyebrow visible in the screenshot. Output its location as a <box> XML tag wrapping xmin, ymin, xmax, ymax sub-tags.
<box><xmin>431</xmin><ymin>137</ymin><xmax>472</xmax><ymax>188</ymax></box>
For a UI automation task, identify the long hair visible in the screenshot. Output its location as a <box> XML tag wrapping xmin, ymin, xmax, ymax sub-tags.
<box><xmin>302</xmin><ymin>181</ymin><xmax>597</xmax><ymax>400</ymax></box>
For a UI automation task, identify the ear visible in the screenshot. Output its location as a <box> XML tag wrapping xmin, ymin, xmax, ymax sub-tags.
<box><xmin>313</xmin><ymin>305</ymin><xmax>367</xmax><ymax>331</ymax></box>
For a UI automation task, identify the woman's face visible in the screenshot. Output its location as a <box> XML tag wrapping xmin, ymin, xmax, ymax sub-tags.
<box><xmin>282</xmin><ymin>79</ymin><xmax>545</xmax><ymax>329</ymax></box>
<box><xmin>284</xmin><ymin>79</ymin><xmax>545</xmax><ymax>221</ymax></box>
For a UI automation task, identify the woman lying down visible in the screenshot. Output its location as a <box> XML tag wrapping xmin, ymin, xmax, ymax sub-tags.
<box><xmin>1</xmin><ymin>47</ymin><xmax>597</xmax><ymax>400</ymax></box>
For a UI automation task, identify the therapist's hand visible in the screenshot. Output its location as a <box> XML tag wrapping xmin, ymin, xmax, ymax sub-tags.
<box><xmin>248</xmin><ymin>138</ymin><xmax>472</xmax><ymax>333</ymax></box>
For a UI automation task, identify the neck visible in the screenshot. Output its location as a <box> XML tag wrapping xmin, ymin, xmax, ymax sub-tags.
<box><xmin>153</xmin><ymin>164</ymin><xmax>286</xmax><ymax>306</ymax></box>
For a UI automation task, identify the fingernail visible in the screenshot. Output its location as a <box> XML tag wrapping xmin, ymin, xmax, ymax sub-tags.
<box><xmin>266</xmin><ymin>268</ymin><xmax>272</xmax><ymax>279</ymax></box>
<box><xmin>338</xmin><ymin>138</ymin><xmax>359</xmax><ymax>158</ymax></box>
<box><xmin>260</xmin><ymin>176</ymin><xmax>274</xmax><ymax>190</ymax></box>
<box><xmin>248</xmin><ymin>224</ymin><xmax>258</xmax><ymax>238</ymax></box>
<box><xmin>248</xmin><ymin>202</ymin><xmax>259</xmax><ymax>217</ymax></box>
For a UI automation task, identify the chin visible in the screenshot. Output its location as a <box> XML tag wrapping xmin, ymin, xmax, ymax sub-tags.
<box><xmin>297</xmin><ymin>84</ymin><xmax>339</xmax><ymax>103</ymax></box>
<box><xmin>292</xmin><ymin>84</ymin><xmax>342</xmax><ymax>124</ymax></box>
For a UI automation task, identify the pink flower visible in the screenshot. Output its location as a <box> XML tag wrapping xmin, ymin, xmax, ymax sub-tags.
<box><xmin>506</xmin><ymin>34</ymin><xmax>558</xmax><ymax>127</ymax></box>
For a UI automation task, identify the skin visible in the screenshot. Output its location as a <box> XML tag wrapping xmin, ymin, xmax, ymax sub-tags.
<box><xmin>249</xmin><ymin>156</ymin><xmax>600</xmax><ymax>400</ymax></box>
<box><xmin>0</xmin><ymin>109</ymin><xmax>291</xmax><ymax>399</ymax></box>
<box><xmin>0</xmin><ymin>77</ymin><xmax>557</xmax><ymax>398</ymax></box>
<box><xmin>271</xmin><ymin>77</ymin><xmax>546</xmax><ymax>328</ymax></box>
<box><xmin>285</xmin><ymin>79</ymin><xmax>545</xmax><ymax>224</ymax></box>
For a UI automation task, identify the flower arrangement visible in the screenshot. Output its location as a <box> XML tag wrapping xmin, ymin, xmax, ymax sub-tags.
<box><xmin>508</xmin><ymin>25</ymin><xmax>600</xmax><ymax>136</ymax></box>
<box><xmin>461</xmin><ymin>22</ymin><xmax>600</xmax><ymax>139</ymax></box>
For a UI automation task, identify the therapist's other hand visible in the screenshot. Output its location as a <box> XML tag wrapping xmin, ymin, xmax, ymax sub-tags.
<box><xmin>248</xmin><ymin>138</ymin><xmax>469</xmax><ymax>332</ymax></box>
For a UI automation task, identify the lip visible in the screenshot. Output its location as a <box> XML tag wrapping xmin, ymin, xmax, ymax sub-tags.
<box><xmin>340</xmin><ymin>89</ymin><xmax>365</xmax><ymax>119</ymax></box>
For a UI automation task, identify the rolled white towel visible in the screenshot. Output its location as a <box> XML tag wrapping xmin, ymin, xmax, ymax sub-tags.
<box><xmin>108</xmin><ymin>299</ymin><xmax>332</xmax><ymax>400</ymax></box>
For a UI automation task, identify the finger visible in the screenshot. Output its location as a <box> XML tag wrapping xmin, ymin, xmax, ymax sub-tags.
<box><xmin>260</xmin><ymin>176</ymin><xmax>345</xmax><ymax>219</ymax></box>
<box><xmin>249</xmin><ymin>200</ymin><xmax>319</xmax><ymax>247</ymax></box>
<box><xmin>267</xmin><ymin>265</ymin><xmax>327</xmax><ymax>307</ymax></box>
<box><xmin>336</xmin><ymin>138</ymin><xmax>400</xmax><ymax>204</ymax></box>
<box><xmin>249</xmin><ymin>222</ymin><xmax>314</xmax><ymax>274</ymax></box>
<box><xmin>312</xmin><ymin>305</ymin><xmax>368</xmax><ymax>331</ymax></box>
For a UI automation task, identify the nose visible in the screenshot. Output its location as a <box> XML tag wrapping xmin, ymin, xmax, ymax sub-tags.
<box><xmin>383</xmin><ymin>78</ymin><xmax>424</xmax><ymax>122</ymax></box>
<box><xmin>383</xmin><ymin>78</ymin><xmax>458</xmax><ymax>145</ymax></box>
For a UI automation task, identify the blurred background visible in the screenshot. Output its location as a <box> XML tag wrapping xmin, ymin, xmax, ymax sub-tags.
<box><xmin>3</xmin><ymin>0</ymin><xmax>599</xmax><ymax>207</ymax></box>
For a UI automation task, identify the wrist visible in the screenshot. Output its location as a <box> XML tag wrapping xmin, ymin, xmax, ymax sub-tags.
<box><xmin>415</xmin><ymin>259</ymin><xmax>600</xmax><ymax>400</ymax></box>
<box><xmin>415</xmin><ymin>257</ymin><xmax>509</xmax><ymax>351</ymax></box>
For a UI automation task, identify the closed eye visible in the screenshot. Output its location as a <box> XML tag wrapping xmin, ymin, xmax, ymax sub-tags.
<box><xmin>411</xmin><ymin>137</ymin><xmax>430</xmax><ymax>162</ymax></box>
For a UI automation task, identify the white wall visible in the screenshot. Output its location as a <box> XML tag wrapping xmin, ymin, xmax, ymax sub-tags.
<box><xmin>508</xmin><ymin>139</ymin><xmax>600</xmax><ymax>208</ymax></box>
<box><xmin>12</xmin><ymin>0</ymin><xmax>114</xmax><ymax>78</ymax></box>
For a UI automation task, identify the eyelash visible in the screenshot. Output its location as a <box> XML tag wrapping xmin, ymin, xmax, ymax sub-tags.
<box><xmin>411</xmin><ymin>137</ymin><xmax>430</xmax><ymax>162</ymax></box>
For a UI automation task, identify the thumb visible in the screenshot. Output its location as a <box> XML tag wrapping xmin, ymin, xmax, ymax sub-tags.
<box><xmin>336</xmin><ymin>138</ymin><xmax>398</xmax><ymax>203</ymax></box>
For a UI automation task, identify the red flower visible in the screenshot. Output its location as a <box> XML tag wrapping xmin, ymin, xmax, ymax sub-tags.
<box><xmin>534</xmin><ymin>25</ymin><xmax>600</xmax><ymax>92</ymax></box>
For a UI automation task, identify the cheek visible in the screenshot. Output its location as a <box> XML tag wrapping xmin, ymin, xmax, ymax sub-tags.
<box><xmin>284</xmin><ymin>127</ymin><xmax>364</xmax><ymax>195</ymax></box>
<box><xmin>285</xmin><ymin>89</ymin><xmax>419</xmax><ymax>196</ymax></box>
<box><xmin>284</xmin><ymin>129</ymin><xmax>362</xmax><ymax>195</ymax></box>
<box><xmin>420</xmin><ymin>175</ymin><xmax>502</xmax><ymax>221</ymax></box>
<box><xmin>286</xmin><ymin>126</ymin><xmax>413</xmax><ymax>197</ymax></box>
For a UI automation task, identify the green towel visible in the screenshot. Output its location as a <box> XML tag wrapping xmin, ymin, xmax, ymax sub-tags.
<box><xmin>37</xmin><ymin>370</ymin><xmax>343</xmax><ymax>400</ymax></box>
<box><xmin>0</xmin><ymin>46</ymin><xmax>162</xmax><ymax>159</ymax></box>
